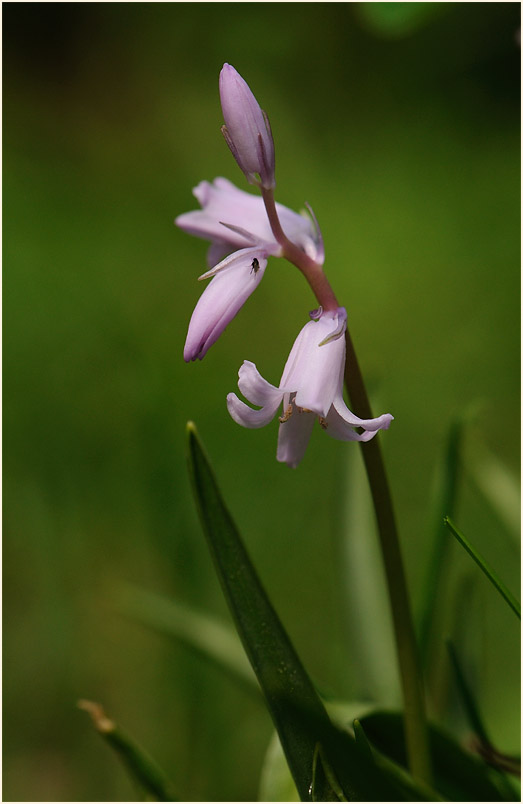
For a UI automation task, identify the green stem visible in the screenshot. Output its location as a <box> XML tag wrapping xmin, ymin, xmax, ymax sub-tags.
<box><xmin>344</xmin><ymin>330</ymin><xmax>432</xmax><ymax>786</ymax></box>
<box><xmin>260</xmin><ymin>186</ymin><xmax>432</xmax><ymax>785</ymax></box>
<box><xmin>261</xmin><ymin>188</ymin><xmax>339</xmax><ymax>311</ymax></box>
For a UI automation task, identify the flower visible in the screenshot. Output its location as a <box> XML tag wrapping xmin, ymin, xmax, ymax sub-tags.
<box><xmin>219</xmin><ymin>63</ymin><xmax>275</xmax><ymax>189</ymax></box>
<box><xmin>226</xmin><ymin>307</ymin><xmax>393</xmax><ymax>467</ymax></box>
<box><xmin>176</xmin><ymin>177</ymin><xmax>324</xmax><ymax>361</ymax></box>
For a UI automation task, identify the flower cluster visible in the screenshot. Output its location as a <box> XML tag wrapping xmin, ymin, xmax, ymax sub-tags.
<box><xmin>177</xmin><ymin>64</ymin><xmax>393</xmax><ymax>466</ymax></box>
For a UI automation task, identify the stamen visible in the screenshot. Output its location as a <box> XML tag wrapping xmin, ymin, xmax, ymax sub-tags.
<box><xmin>278</xmin><ymin>404</ymin><xmax>293</xmax><ymax>423</ymax></box>
<box><xmin>318</xmin><ymin>416</ymin><xmax>328</xmax><ymax>430</ymax></box>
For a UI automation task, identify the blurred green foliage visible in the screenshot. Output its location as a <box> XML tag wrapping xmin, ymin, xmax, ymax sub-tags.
<box><xmin>3</xmin><ymin>3</ymin><xmax>520</xmax><ymax>801</ymax></box>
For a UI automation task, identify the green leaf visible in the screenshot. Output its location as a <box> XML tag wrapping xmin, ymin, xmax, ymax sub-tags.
<box><xmin>444</xmin><ymin>517</ymin><xmax>520</xmax><ymax>619</ymax></box>
<box><xmin>117</xmin><ymin>584</ymin><xmax>258</xmax><ymax>692</ymax></box>
<box><xmin>186</xmin><ymin>422</ymin><xmax>423</xmax><ymax>802</ymax></box>
<box><xmin>360</xmin><ymin>711</ymin><xmax>516</xmax><ymax>801</ymax></box>
<box><xmin>78</xmin><ymin>700</ymin><xmax>176</xmax><ymax>801</ymax></box>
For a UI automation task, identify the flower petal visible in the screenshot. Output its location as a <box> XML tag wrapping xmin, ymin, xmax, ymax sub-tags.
<box><xmin>176</xmin><ymin>177</ymin><xmax>317</xmax><ymax>261</ymax></box>
<box><xmin>331</xmin><ymin>393</ymin><xmax>394</xmax><ymax>432</ymax></box>
<box><xmin>280</xmin><ymin>310</ymin><xmax>346</xmax><ymax>418</ymax></box>
<box><xmin>237</xmin><ymin>360</ymin><xmax>283</xmax><ymax>408</ymax></box>
<box><xmin>226</xmin><ymin>392</ymin><xmax>280</xmax><ymax>429</ymax></box>
<box><xmin>325</xmin><ymin>398</ymin><xmax>394</xmax><ymax>442</ymax></box>
<box><xmin>276</xmin><ymin>406</ymin><xmax>316</xmax><ymax>468</ymax></box>
<box><xmin>183</xmin><ymin>251</ymin><xmax>267</xmax><ymax>361</ymax></box>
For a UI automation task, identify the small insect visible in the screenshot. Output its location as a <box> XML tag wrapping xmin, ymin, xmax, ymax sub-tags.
<box><xmin>250</xmin><ymin>258</ymin><xmax>260</xmax><ymax>275</ymax></box>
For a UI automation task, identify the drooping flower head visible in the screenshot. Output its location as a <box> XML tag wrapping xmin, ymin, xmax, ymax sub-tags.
<box><xmin>176</xmin><ymin>178</ymin><xmax>324</xmax><ymax>361</ymax></box>
<box><xmin>219</xmin><ymin>63</ymin><xmax>275</xmax><ymax>190</ymax></box>
<box><xmin>227</xmin><ymin>307</ymin><xmax>393</xmax><ymax>467</ymax></box>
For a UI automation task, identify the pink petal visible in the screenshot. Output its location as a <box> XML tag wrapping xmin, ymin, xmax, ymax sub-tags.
<box><xmin>226</xmin><ymin>392</ymin><xmax>280</xmax><ymax>429</ymax></box>
<box><xmin>276</xmin><ymin>407</ymin><xmax>316</xmax><ymax>468</ymax></box>
<box><xmin>183</xmin><ymin>251</ymin><xmax>267</xmax><ymax>361</ymax></box>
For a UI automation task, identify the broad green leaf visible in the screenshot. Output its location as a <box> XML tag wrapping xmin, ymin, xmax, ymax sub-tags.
<box><xmin>360</xmin><ymin>711</ymin><xmax>516</xmax><ymax>801</ymax></box>
<box><xmin>78</xmin><ymin>700</ymin><xmax>176</xmax><ymax>801</ymax></box>
<box><xmin>117</xmin><ymin>584</ymin><xmax>257</xmax><ymax>692</ymax></box>
<box><xmin>186</xmin><ymin>422</ymin><xmax>425</xmax><ymax>802</ymax></box>
<box><xmin>444</xmin><ymin>517</ymin><xmax>520</xmax><ymax>619</ymax></box>
<box><xmin>418</xmin><ymin>417</ymin><xmax>464</xmax><ymax>664</ymax></box>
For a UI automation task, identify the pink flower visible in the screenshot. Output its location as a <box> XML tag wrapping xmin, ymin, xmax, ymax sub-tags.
<box><xmin>219</xmin><ymin>63</ymin><xmax>275</xmax><ymax>189</ymax></box>
<box><xmin>227</xmin><ymin>307</ymin><xmax>393</xmax><ymax>467</ymax></box>
<box><xmin>176</xmin><ymin>178</ymin><xmax>323</xmax><ymax>361</ymax></box>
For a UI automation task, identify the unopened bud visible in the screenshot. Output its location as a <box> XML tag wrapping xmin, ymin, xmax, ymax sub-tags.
<box><xmin>219</xmin><ymin>63</ymin><xmax>275</xmax><ymax>189</ymax></box>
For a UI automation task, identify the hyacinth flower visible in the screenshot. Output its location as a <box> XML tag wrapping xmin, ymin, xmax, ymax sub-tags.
<box><xmin>178</xmin><ymin>63</ymin><xmax>434</xmax><ymax>789</ymax></box>
<box><xmin>177</xmin><ymin>177</ymin><xmax>324</xmax><ymax>362</ymax></box>
<box><xmin>227</xmin><ymin>307</ymin><xmax>393</xmax><ymax>467</ymax></box>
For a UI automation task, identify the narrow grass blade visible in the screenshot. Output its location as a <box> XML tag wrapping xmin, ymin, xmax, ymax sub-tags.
<box><xmin>444</xmin><ymin>517</ymin><xmax>520</xmax><ymax>619</ymax></box>
<box><xmin>186</xmin><ymin>422</ymin><xmax>421</xmax><ymax>802</ymax></box>
<box><xmin>117</xmin><ymin>584</ymin><xmax>257</xmax><ymax>692</ymax></box>
<box><xmin>418</xmin><ymin>417</ymin><xmax>463</xmax><ymax>664</ymax></box>
<box><xmin>78</xmin><ymin>700</ymin><xmax>176</xmax><ymax>801</ymax></box>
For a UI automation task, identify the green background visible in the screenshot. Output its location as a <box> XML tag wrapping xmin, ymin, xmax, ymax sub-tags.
<box><xmin>3</xmin><ymin>2</ymin><xmax>520</xmax><ymax>800</ymax></box>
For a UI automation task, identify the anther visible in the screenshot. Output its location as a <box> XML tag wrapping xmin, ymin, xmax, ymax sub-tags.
<box><xmin>279</xmin><ymin>404</ymin><xmax>293</xmax><ymax>423</ymax></box>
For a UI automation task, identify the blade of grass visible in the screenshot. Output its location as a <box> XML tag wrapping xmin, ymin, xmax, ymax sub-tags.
<box><xmin>117</xmin><ymin>584</ymin><xmax>258</xmax><ymax>693</ymax></box>
<box><xmin>78</xmin><ymin>700</ymin><xmax>176</xmax><ymax>801</ymax></box>
<box><xmin>444</xmin><ymin>517</ymin><xmax>520</xmax><ymax>619</ymax></box>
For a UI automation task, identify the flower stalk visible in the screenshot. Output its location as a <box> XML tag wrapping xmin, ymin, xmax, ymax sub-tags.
<box><xmin>262</xmin><ymin>194</ymin><xmax>432</xmax><ymax>785</ymax></box>
<box><xmin>261</xmin><ymin>187</ymin><xmax>339</xmax><ymax>312</ymax></box>
<box><xmin>344</xmin><ymin>329</ymin><xmax>433</xmax><ymax>786</ymax></box>
<box><xmin>180</xmin><ymin>62</ymin><xmax>432</xmax><ymax>786</ymax></box>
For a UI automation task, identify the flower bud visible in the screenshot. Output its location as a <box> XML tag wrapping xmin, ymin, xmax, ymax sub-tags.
<box><xmin>219</xmin><ymin>63</ymin><xmax>275</xmax><ymax>189</ymax></box>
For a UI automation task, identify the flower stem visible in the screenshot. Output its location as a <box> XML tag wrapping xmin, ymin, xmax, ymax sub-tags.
<box><xmin>260</xmin><ymin>187</ymin><xmax>431</xmax><ymax>784</ymax></box>
<box><xmin>343</xmin><ymin>329</ymin><xmax>432</xmax><ymax>786</ymax></box>
<box><xmin>261</xmin><ymin>188</ymin><xmax>339</xmax><ymax>311</ymax></box>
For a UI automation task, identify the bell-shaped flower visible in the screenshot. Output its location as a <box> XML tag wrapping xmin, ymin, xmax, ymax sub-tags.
<box><xmin>219</xmin><ymin>63</ymin><xmax>275</xmax><ymax>189</ymax></box>
<box><xmin>176</xmin><ymin>177</ymin><xmax>324</xmax><ymax>361</ymax></box>
<box><xmin>227</xmin><ymin>307</ymin><xmax>393</xmax><ymax>467</ymax></box>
